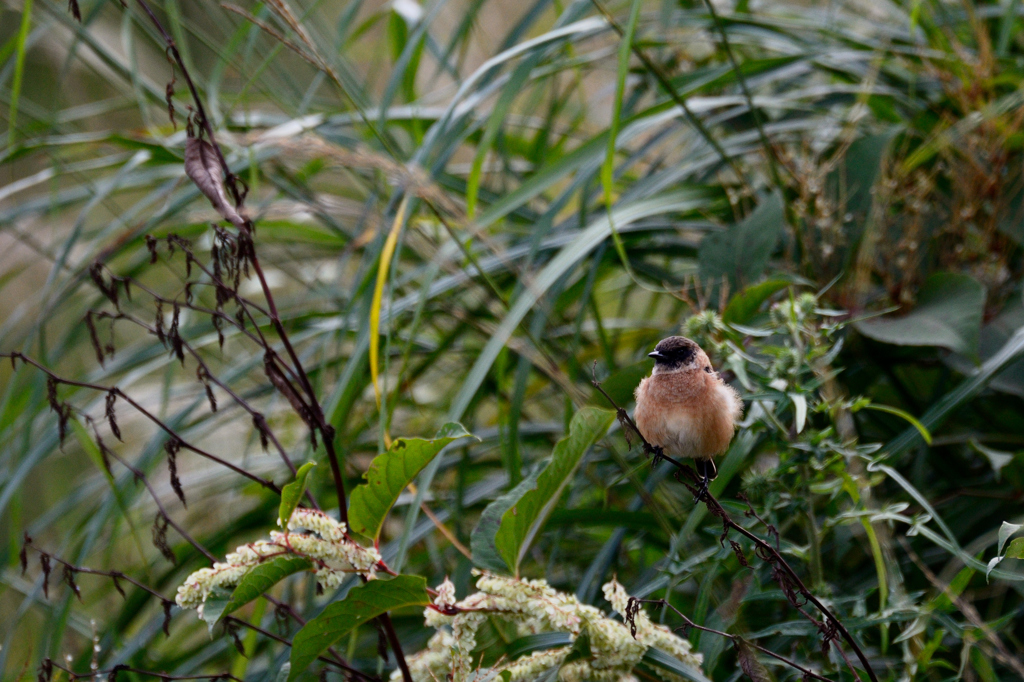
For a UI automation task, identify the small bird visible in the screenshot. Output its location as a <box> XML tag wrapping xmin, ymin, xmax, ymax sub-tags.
<box><xmin>634</xmin><ymin>336</ymin><xmax>743</xmax><ymax>499</ymax></box>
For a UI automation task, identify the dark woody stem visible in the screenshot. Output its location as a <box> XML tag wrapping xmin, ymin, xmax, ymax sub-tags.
<box><xmin>110</xmin><ymin>3</ymin><xmax>405</xmax><ymax>675</ymax></box>
<box><xmin>591</xmin><ymin>362</ymin><xmax>878</xmax><ymax>682</ymax></box>
<box><xmin>129</xmin><ymin>0</ymin><xmax>349</xmax><ymax>524</ymax></box>
<box><xmin>2</xmin><ymin>352</ymin><xmax>280</xmax><ymax>495</ymax></box>
<box><xmin>632</xmin><ymin>598</ymin><xmax>836</xmax><ymax>682</ymax></box>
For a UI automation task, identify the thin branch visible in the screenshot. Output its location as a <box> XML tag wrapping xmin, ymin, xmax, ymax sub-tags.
<box><xmin>3</xmin><ymin>352</ymin><xmax>280</xmax><ymax>494</ymax></box>
<box><xmin>223</xmin><ymin>615</ymin><xmax>381</xmax><ymax>682</ymax></box>
<box><xmin>631</xmin><ymin>598</ymin><xmax>835</xmax><ymax>682</ymax></box>
<box><xmin>592</xmin><ymin>362</ymin><xmax>878</xmax><ymax>682</ymax></box>
<box><xmin>46</xmin><ymin>660</ymin><xmax>242</xmax><ymax>682</ymax></box>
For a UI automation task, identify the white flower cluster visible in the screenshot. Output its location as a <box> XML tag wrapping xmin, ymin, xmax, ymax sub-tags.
<box><xmin>175</xmin><ymin>509</ymin><xmax>381</xmax><ymax>613</ymax></box>
<box><xmin>398</xmin><ymin>571</ymin><xmax>702</xmax><ymax>682</ymax></box>
<box><xmin>601</xmin><ymin>581</ymin><xmax>697</xmax><ymax>670</ymax></box>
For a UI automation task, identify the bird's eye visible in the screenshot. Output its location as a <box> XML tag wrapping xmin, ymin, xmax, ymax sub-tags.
<box><xmin>704</xmin><ymin>366</ymin><xmax>712</xmax><ymax>373</ymax></box>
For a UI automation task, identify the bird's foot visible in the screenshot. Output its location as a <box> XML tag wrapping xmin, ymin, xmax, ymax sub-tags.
<box><xmin>693</xmin><ymin>460</ymin><xmax>713</xmax><ymax>505</ymax></box>
<box><xmin>650</xmin><ymin>445</ymin><xmax>666</xmax><ymax>468</ymax></box>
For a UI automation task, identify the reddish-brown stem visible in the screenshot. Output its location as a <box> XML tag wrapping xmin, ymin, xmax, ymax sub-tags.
<box><xmin>223</xmin><ymin>616</ymin><xmax>380</xmax><ymax>681</ymax></box>
<box><xmin>592</xmin><ymin>364</ymin><xmax>877</xmax><ymax>682</ymax></box>
<box><xmin>69</xmin><ymin>1</ymin><xmax>406</xmax><ymax>674</ymax></box>
<box><xmin>3</xmin><ymin>352</ymin><xmax>280</xmax><ymax>494</ymax></box>
<box><xmin>633</xmin><ymin>598</ymin><xmax>835</xmax><ymax>682</ymax></box>
<box><xmin>98</xmin><ymin>309</ymin><xmax>312</xmax><ymax>495</ymax></box>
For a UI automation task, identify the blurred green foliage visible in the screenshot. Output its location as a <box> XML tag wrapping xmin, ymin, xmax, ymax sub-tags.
<box><xmin>2</xmin><ymin>0</ymin><xmax>1024</xmax><ymax>680</ymax></box>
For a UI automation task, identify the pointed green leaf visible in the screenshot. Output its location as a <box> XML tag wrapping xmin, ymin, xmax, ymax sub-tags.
<box><xmin>199</xmin><ymin>588</ymin><xmax>233</xmax><ymax>634</ymax></box>
<box><xmin>1005</xmin><ymin>537</ymin><xmax>1024</xmax><ymax>560</ymax></box>
<box><xmin>348</xmin><ymin>423</ymin><xmax>476</xmax><ymax>540</ymax></box>
<box><xmin>288</xmin><ymin>575</ymin><xmax>430</xmax><ymax>681</ymax></box>
<box><xmin>698</xmin><ymin>192</ymin><xmax>783</xmax><ymax>294</ymax></box>
<box><xmin>856</xmin><ymin>273</ymin><xmax>986</xmax><ymax>357</ymax></box>
<box><xmin>641</xmin><ymin>647</ymin><xmax>713</xmax><ymax>682</ymax></box>
<box><xmin>562</xmin><ymin>625</ymin><xmax>592</xmax><ymax>664</ymax></box>
<box><xmin>218</xmin><ymin>556</ymin><xmax>312</xmax><ymax>623</ymax></box>
<box><xmin>279</xmin><ymin>462</ymin><xmax>316</xmax><ymax>526</ymax></box>
<box><xmin>493</xmin><ymin>407</ymin><xmax>614</xmax><ymax>575</ymax></box>
<box><xmin>722</xmin><ymin>279</ymin><xmax>791</xmax><ymax>325</ymax></box>
<box><xmin>861</xmin><ymin>404</ymin><xmax>932</xmax><ymax>445</ymax></box>
<box><xmin>471</xmin><ymin>468</ymin><xmax>543</xmax><ymax>573</ymax></box>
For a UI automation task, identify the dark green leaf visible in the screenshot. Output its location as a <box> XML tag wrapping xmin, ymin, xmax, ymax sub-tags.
<box><xmin>348</xmin><ymin>423</ymin><xmax>475</xmax><ymax>540</ymax></box>
<box><xmin>493</xmin><ymin>407</ymin><xmax>614</xmax><ymax>575</ymax></box>
<box><xmin>855</xmin><ymin>273</ymin><xmax>986</xmax><ymax>356</ymax></box>
<box><xmin>220</xmin><ymin>556</ymin><xmax>312</xmax><ymax>623</ymax></box>
<box><xmin>471</xmin><ymin>468</ymin><xmax>542</xmax><ymax>573</ymax></box>
<box><xmin>640</xmin><ymin>647</ymin><xmax>713</xmax><ymax>682</ymax></box>
<box><xmin>505</xmin><ymin>633</ymin><xmax>573</xmax><ymax>659</ymax></box>
<box><xmin>288</xmin><ymin>575</ymin><xmax>430</xmax><ymax>681</ymax></box>
<box><xmin>723</xmin><ymin>279</ymin><xmax>792</xmax><ymax>325</ymax></box>
<box><xmin>198</xmin><ymin>588</ymin><xmax>233</xmax><ymax>635</ymax></box>
<box><xmin>279</xmin><ymin>462</ymin><xmax>316</xmax><ymax>527</ymax></box>
<box><xmin>698</xmin><ymin>192</ymin><xmax>783</xmax><ymax>295</ymax></box>
<box><xmin>561</xmin><ymin>625</ymin><xmax>592</xmax><ymax>664</ymax></box>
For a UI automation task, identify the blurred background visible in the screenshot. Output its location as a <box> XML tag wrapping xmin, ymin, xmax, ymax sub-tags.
<box><xmin>2</xmin><ymin>0</ymin><xmax>1024</xmax><ymax>679</ymax></box>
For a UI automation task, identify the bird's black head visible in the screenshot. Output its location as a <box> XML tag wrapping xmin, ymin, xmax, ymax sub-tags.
<box><xmin>648</xmin><ymin>336</ymin><xmax>700</xmax><ymax>371</ymax></box>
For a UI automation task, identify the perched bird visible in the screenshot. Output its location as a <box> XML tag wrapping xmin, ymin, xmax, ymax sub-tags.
<box><xmin>634</xmin><ymin>336</ymin><xmax>743</xmax><ymax>499</ymax></box>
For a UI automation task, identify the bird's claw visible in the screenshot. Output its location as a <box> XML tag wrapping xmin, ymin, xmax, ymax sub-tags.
<box><xmin>693</xmin><ymin>460</ymin><xmax>712</xmax><ymax>505</ymax></box>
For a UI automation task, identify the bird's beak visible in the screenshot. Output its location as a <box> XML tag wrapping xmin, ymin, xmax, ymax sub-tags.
<box><xmin>648</xmin><ymin>351</ymin><xmax>663</xmax><ymax>359</ymax></box>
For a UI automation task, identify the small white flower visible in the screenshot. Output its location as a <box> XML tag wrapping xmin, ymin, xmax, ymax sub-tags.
<box><xmin>396</xmin><ymin>572</ymin><xmax>704</xmax><ymax>682</ymax></box>
<box><xmin>175</xmin><ymin>508</ymin><xmax>380</xmax><ymax>611</ymax></box>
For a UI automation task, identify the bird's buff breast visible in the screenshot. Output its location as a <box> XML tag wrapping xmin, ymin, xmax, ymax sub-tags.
<box><xmin>633</xmin><ymin>374</ymin><xmax>740</xmax><ymax>460</ymax></box>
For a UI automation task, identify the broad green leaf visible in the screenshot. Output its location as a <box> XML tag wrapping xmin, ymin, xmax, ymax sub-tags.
<box><xmin>288</xmin><ymin>575</ymin><xmax>430</xmax><ymax>680</ymax></box>
<box><xmin>1005</xmin><ymin>537</ymin><xmax>1024</xmax><ymax>560</ymax></box>
<box><xmin>698</xmin><ymin>192</ymin><xmax>783</xmax><ymax>295</ymax></box>
<box><xmin>587</xmin><ymin>361</ymin><xmax>649</xmax><ymax>409</ymax></box>
<box><xmin>348</xmin><ymin>423</ymin><xmax>476</xmax><ymax>540</ymax></box>
<box><xmin>471</xmin><ymin>467</ymin><xmax>543</xmax><ymax>573</ymax></box>
<box><xmin>883</xmin><ymin>325</ymin><xmax>1024</xmax><ymax>460</ymax></box>
<box><xmin>947</xmin><ymin>291</ymin><xmax>1024</xmax><ymax>397</ymax></box>
<box><xmin>836</xmin><ymin>129</ymin><xmax>897</xmax><ymax>268</ymax></box>
<box><xmin>279</xmin><ymin>462</ymin><xmax>316</xmax><ymax>527</ymax></box>
<box><xmin>218</xmin><ymin>556</ymin><xmax>312</xmax><ymax>623</ymax></box>
<box><xmin>493</xmin><ymin>407</ymin><xmax>614</xmax><ymax>575</ymax></box>
<box><xmin>722</xmin><ymin>279</ymin><xmax>791</xmax><ymax>325</ymax></box>
<box><xmin>856</xmin><ymin>273</ymin><xmax>986</xmax><ymax>356</ymax></box>
<box><xmin>562</xmin><ymin>625</ymin><xmax>592</xmax><ymax>664</ymax></box>
<box><xmin>199</xmin><ymin>588</ymin><xmax>234</xmax><ymax>634</ymax></box>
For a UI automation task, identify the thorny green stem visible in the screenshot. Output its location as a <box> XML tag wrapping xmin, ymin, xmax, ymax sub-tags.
<box><xmin>592</xmin><ymin>363</ymin><xmax>878</xmax><ymax>682</ymax></box>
